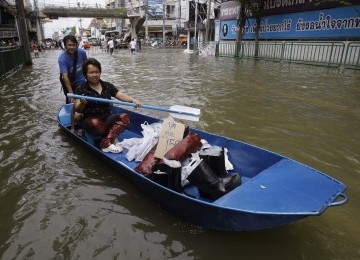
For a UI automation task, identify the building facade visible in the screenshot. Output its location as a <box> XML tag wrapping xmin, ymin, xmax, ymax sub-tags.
<box><xmin>0</xmin><ymin>0</ymin><xmax>40</xmax><ymax>45</ymax></box>
<box><xmin>104</xmin><ymin>0</ymin><xmax>214</xmax><ymax>41</ymax></box>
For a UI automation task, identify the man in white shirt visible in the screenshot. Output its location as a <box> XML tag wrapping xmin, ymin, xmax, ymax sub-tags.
<box><xmin>130</xmin><ymin>39</ymin><xmax>136</xmax><ymax>54</ymax></box>
<box><xmin>108</xmin><ymin>38</ymin><xmax>114</xmax><ymax>55</ymax></box>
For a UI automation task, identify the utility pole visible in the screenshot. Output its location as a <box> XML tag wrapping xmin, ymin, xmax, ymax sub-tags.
<box><xmin>194</xmin><ymin>0</ymin><xmax>198</xmax><ymax>48</ymax></box>
<box><xmin>162</xmin><ymin>0</ymin><xmax>166</xmax><ymax>46</ymax></box>
<box><xmin>145</xmin><ymin>0</ymin><xmax>148</xmax><ymax>41</ymax></box>
<box><xmin>79</xmin><ymin>18</ymin><xmax>83</xmax><ymax>36</ymax></box>
<box><xmin>177</xmin><ymin>0</ymin><xmax>181</xmax><ymax>26</ymax></box>
<box><xmin>16</xmin><ymin>0</ymin><xmax>32</xmax><ymax>65</ymax></box>
<box><xmin>33</xmin><ymin>0</ymin><xmax>43</xmax><ymax>42</ymax></box>
<box><xmin>205</xmin><ymin>0</ymin><xmax>211</xmax><ymax>41</ymax></box>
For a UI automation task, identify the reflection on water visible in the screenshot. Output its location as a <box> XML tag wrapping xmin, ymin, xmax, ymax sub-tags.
<box><xmin>0</xmin><ymin>48</ymin><xmax>359</xmax><ymax>259</ymax></box>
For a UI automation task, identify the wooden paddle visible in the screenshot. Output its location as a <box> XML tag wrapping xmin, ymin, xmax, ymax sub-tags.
<box><xmin>67</xmin><ymin>93</ymin><xmax>201</xmax><ymax>121</ymax></box>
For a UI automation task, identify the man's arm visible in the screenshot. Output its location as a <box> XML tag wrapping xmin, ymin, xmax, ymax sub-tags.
<box><xmin>74</xmin><ymin>97</ymin><xmax>86</xmax><ymax>112</ymax></box>
<box><xmin>61</xmin><ymin>73</ymin><xmax>74</xmax><ymax>93</ymax></box>
<box><xmin>59</xmin><ymin>56</ymin><xmax>74</xmax><ymax>94</ymax></box>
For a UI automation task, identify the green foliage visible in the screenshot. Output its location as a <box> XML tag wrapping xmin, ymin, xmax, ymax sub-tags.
<box><xmin>236</xmin><ymin>0</ymin><xmax>264</xmax><ymax>17</ymax></box>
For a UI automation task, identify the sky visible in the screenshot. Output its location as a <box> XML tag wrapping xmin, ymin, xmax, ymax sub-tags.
<box><xmin>40</xmin><ymin>0</ymin><xmax>106</xmax><ymax>38</ymax></box>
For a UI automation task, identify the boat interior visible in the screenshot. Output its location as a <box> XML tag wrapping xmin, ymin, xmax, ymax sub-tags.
<box><xmin>59</xmin><ymin>104</ymin><xmax>347</xmax><ymax>213</ymax></box>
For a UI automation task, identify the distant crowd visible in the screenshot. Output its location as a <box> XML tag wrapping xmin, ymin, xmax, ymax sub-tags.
<box><xmin>0</xmin><ymin>37</ymin><xmax>63</xmax><ymax>51</ymax></box>
<box><xmin>0</xmin><ymin>38</ymin><xmax>20</xmax><ymax>47</ymax></box>
<box><xmin>0</xmin><ymin>34</ymin><xmax>187</xmax><ymax>59</ymax></box>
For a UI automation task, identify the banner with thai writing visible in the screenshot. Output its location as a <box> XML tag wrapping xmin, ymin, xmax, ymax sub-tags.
<box><xmin>220</xmin><ymin>5</ymin><xmax>360</xmax><ymax>40</ymax></box>
<box><xmin>220</xmin><ymin>20</ymin><xmax>238</xmax><ymax>40</ymax></box>
<box><xmin>147</xmin><ymin>0</ymin><xmax>163</xmax><ymax>19</ymax></box>
<box><xmin>254</xmin><ymin>0</ymin><xmax>360</xmax><ymax>17</ymax></box>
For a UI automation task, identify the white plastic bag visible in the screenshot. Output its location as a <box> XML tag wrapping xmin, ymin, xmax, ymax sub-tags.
<box><xmin>181</xmin><ymin>152</ymin><xmax>202</xmax><ymax>187</ymax></box>
<box><xmin>199</xmin><ymin>145</ymin><xmax>222</xmax><ymax>156</ymax></box>
<box><xmin>224</xmin><ymin>148</ymin><xmax>234</xmax><ymax>171</ymax></box>
<box><xmin>120</xmin><ymin>137</ymin><xmax>142</xmax><ymax>150</ymax></box>
<box><xmin>123</xmin><ymin>121</ymin><xmax>162</xmax><ymax>162</ymax></box>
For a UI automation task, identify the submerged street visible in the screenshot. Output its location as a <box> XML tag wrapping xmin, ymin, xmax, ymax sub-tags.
<box><xmin>0</xmin><ymin>48</ymin><xmax>360</xmax><ymax>259</ymax></box>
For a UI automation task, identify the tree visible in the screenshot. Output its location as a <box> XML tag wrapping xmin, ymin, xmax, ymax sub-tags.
<box><xmin>235</xmin><ymin>1</ymin><xmax>246</xmax><ymax>43</ymax></box>
<box><xmin>235</xmin><ymin>0</ymin><xmax>264</xmax><ymax>57</ymax></box>
<box><xmin>248</xmin><ymin>1</ymin><xmax>264</xmax><ymax>57</ymax></box>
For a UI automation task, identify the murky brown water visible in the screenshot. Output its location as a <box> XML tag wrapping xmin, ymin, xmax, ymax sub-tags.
<box><xmin>1</xmin><ymin>47</ymin><xmax>359</xmax><ymax>259</ymax></box>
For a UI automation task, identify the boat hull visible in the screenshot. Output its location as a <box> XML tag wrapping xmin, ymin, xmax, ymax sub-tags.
<box><xmin>57</xmin><ymin>104</ymin><xmax>348</xmax><ymax>231</ymax></box>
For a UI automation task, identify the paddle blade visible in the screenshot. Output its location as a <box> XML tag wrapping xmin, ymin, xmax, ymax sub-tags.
<box><xmin>169</xmin><ymin>105</ymin><xmax>201</xmax><ymax>122</ymax></box>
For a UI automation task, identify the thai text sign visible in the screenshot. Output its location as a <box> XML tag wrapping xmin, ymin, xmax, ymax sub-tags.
<box><xmin>220</xmin><ymin>5</ymin><xmax>360</xmax><ymax>40</ymax></box>
<box><xmin>154</xmin><ymin>118</ymin><xmax>185</xmax><ymax>159</ymax></box>
<box><xmin>220</xmin><ymin>1</ymin><xmax>240</xmax><ymax>21</ymax></box>
<box><xmin>256</xmin><ymin>0</ymin><xmax>360</xmax><ymax>16</ymax></box>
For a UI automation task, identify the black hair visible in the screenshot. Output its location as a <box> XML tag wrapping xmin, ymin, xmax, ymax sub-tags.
<box><xmin>63</xmin><ymin>35</ymin><xmax>77</xmax><ymax>47</ymax></box>
<box><xmin>82</xmin><ymin>58</ymin><xmax>102</xmax><ymax>77</ymax></box>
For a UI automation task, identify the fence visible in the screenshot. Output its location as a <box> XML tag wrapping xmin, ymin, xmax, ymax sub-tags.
<box><xmin>0</xmin><ymin>46</ymin><xmax>26</xmax><ymax>80</ymax></box>
<box><xmin>213</xmin><ymin>41</ymin><xmax>360</xmax><ymax>70</ymax></box>
<box><xmin>343</xmin><ymin>42</ymin><xmax>360</xmax><ymax>69</ymax></box>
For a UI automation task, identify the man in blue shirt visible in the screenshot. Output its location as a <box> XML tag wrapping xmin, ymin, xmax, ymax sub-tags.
<box><xmin>58</xmin><ymin>35</ymin><xmax>87</xmax><ymax>133</ymax></box>
<box><xmin>58</xmin><ymin>35</ymin><xmax>87</xmax><ymax>104</ymax></box>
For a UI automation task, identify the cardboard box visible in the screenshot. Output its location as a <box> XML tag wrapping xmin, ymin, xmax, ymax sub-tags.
<box><xmin>154</xmin><ymin>117</ymin><xmax>185</xmax><ymax>159</ymax></box>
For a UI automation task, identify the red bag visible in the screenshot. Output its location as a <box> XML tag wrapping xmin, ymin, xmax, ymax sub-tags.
<box><xmin>164</xmin><ymin>132</ymin><xmax>202</xmax><ymax>161</ymax></box>
<box><xmin>135</xmin><ymin>144</ymin><xmax>160</xmax><ymax>176</ymax></box>
<box><xmin>135</xmin><ymin>131</ymin><xmax>201</xmax><ymax>176</ymax></box>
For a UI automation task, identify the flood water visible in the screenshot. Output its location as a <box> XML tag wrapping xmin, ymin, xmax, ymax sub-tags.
<box><xmin>0</xmin><ymin>47</ymin><xmax>359</xmax><ymax>259</ymax></box>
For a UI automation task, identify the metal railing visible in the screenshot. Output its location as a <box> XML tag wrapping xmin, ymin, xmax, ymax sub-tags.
<box><xmin>343</xmin><ymin>42</ymin><xmax>360</xmax><ymax>70</ymax></box>
<box><xmin>0</xmin><ymin>46</ymin><xmax>26</xmax><ymax>80</ymax></box>
<box><xmin>240</xmin><ymin>41</ymin><xmax>283</xmax><ymax>61</ymax></box>
<box><xmin>281</xmin><ymin>42</ymin><xmax>344</xmax><ymax>67</ymax></box>
<box><xmin>214</xmin><ymin>41</ymin><xmax>360</xmax><ymax>70</ymax></box>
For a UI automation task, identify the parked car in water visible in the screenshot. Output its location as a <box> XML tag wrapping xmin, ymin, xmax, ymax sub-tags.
<box><xmin>151</xmin><ymin>38</ymin><xmax>163</xmax><ymax>47</ymax></box>
<box><xmin>115</xmin><ymin>39</ymin><xmax>128</xmax><ymax>49</ymax></box>
<box><xmin>83</xmin><ymin>41</ymin><xmax>92</xmax><ymax>49</ymax></box>
<box><xmin>88</xmin><ymin>37</ymin><xmax>101</xmax><ymax>46</ymax></box>
<box><xmin>179</xmin><ymin>36</ymin><xmax>187</xmax><ymax>46</ymax></box>
<box><xmin>80</xmin><ymin>37</ymin><xmax>92</xmax><ymax>49</ymax></box>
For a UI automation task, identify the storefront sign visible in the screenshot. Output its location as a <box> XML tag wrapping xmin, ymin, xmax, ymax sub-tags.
<box><xmin>220</xmin><ymin>1</ymin><xmax>241</xmax><ymax>21</ymax></box>
<box><xmin>0</xmin><ymin>31</ymin><xmax>18</xmax><ymax>39</ymax></box>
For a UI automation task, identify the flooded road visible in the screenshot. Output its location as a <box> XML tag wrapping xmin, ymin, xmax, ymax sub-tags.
<box><xmin>0</xmin><ymin>47</ymin><xmax>360</xmax><ymax>259</ymax></box>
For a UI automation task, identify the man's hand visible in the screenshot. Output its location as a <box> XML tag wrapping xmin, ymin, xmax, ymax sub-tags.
<box><xmin>132</xmin><ymin>98</ymin><xmax>142</xmax><ymax>108</ymax></box>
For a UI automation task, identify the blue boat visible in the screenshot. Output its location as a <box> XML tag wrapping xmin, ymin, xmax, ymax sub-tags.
<box><xmin>57</xmin><ymin>103</ymin><xmax>348</xmax><ymax>231</ymax></box>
